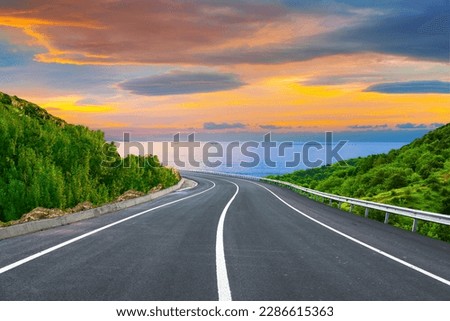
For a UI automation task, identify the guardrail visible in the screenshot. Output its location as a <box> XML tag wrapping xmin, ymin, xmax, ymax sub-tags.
<box><xmin>181</xmin><ymin>169</ymin><xmax>450</xmax><ymax>232</ymax></box>
<box><xmin>260</xmin><ymin>178</ymin><xmax>450</xmax><ymax>232</ymax></box>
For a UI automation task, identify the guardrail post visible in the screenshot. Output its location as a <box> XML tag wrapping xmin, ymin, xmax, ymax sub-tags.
<box><xmin>329</xmin><ymin>199</ymin><xmax>332</xmax><ymax>206</ymax></box>
<box><xmin>412</xmin><ymin>219</ymin><xmax>418</xmax><ymax>232</ymax></box>
<box><xmin>349</xmin><ymin>204</ymin><xmax>354</xmax><ymax>213</ymax></box>
<box><xmin>384</xmin><ymin>212</ymin><xmax>390</xmax><ymax>224</ymax></box>
<box><xmin>338</xmin><ymin>202</ymin><xmax>341</xmax><ymax>209</ymax></box>
<box><xmin>364</xmin><ymin>208</ymin><xmax>369</xmax><ymax>218</ymax></box>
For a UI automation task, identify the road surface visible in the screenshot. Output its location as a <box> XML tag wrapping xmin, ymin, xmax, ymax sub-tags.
<box><xmin>0</xmin><ymin>172</ymin><xmax>449</xmax><ymax>300</ymax></box>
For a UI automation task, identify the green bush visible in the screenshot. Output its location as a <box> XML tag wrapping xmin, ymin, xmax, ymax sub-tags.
<box><xmin>0</xmin><ymin>92</ymin><xmax>180</xmax><ymax>222</ymax></box>
<box><xmin>269</xmin><ymin>123</ymin><xmax>450</xmax><ymax>241</ymax></box>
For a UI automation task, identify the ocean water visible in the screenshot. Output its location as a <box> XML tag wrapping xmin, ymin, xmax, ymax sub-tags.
<box><xmin>116</xmin><ymin>141</ymin><xmax>408</xmax><ymax>177</ymax></box>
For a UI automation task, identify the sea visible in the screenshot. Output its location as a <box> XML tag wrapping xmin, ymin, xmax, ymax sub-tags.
<box><xmin>116</xmin><ymin>141</ymin><xmax>408</xmax><ymax>177</ymax></box>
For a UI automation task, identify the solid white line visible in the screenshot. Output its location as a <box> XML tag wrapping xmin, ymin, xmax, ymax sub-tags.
<box><xmin>252</xmin><ymin>181</ymin><xmax>450</xmax><ymax>287</ymax></box>
<box><xmin>0</xmin><ymin>180</ymin><xmax>216</xmax><ymax>275</ymax></box>
<box><xmin>215</xmin><ymin>180</ymin><xmax>239</xmax><ymax>301</ymax></box>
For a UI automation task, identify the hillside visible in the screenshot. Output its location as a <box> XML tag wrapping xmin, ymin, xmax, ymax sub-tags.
<box><xmin>269</xmin><ymin>124</ymin><xmax>450</xmax><ymax>241</ymax></box>
<box><xmin>0</xmin><ymin>92</ymin><xmax>180</xmax><ymax>223</ymax></box>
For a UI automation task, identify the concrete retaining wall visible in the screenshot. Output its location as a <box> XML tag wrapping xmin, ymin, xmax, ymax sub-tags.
<box><xmin>0</xmin><ymin>178</ymin><xmax>185</xmax><ymax>240</ymax></box>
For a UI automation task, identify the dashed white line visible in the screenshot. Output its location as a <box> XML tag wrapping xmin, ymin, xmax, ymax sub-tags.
<box><xmin>0</xmin><ymin>179</ymin><xmax>216</xmax><ymax>275</ymax></box>
<box><xmin>215</xmin><ymin>180</ymin><xmax>239</xmax><ymax>301</ymax></box>
<box><xmin>253</xmin><ymin>181</ymin><xmax>450</xmax><ymax>287</ymax></box>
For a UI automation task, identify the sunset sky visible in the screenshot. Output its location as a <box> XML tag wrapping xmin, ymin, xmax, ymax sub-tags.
<box><xmin>0</xmin><ymin>0</ymin><xmax>449</xmax><ymax>141</ymax></box>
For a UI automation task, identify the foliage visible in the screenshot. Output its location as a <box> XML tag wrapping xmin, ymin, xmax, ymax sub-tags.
<box><xmin>269</xmin><ymin>123</ymin><xmax>450</xmax><ymax>241</ymax></box>
<box><xmin>0</xmin><ymin>92</ymin><xmax>180</xmax><ymax>222</ymax></box>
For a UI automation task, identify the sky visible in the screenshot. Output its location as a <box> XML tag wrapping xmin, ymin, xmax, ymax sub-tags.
<box><xmin>0</xmin><ymin>0</ymin><xmax>449</xmax><ymax>141</ymax></box>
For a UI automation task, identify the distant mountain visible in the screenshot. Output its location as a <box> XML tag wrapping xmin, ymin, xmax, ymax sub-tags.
<box><xmin>270</xmin><ymin>123</ymin><xmax>450</xmax><ymax>241</ymax></box>
<box><xmin>0</xmin><ymin>92</ymin><xmax>179</xmax><ymax>223</ymax></box>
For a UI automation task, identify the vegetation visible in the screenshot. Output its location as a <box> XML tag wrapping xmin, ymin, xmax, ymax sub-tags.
<box><xmin>0</xmin><ymin>92</ymin><xmax>180</xmax><ymax>223</ymax></box>
<box><xmin>269</xmin><ymin>123</ymin><xmax>450</xmax><ymax>241</ymax></box>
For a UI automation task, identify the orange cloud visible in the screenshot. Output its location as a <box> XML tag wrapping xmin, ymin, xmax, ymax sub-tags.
<box><xmin>29</xmin><ymin>95</ymin><xmax>116</xmax><ymax>127</ymax></box>
<box><xmin>0</xmin><ymin>0</ymin><xmax>329</xmax><ymax>65</ymax></box>
<box><xmin>142</xmin><ymin>74</ymin><xmax>450</xmax><ymax>132</ymax></box>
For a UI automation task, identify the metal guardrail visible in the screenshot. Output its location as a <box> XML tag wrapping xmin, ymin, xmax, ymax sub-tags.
<box><xmin>260</xmin><ymin>178</ymin><xmax>450</xmax><ymax>232</ymax></box>
<box><xmin>181</xmin><ymin>169</ymin><xmax>450</xmax><ymax>232</ymax></box>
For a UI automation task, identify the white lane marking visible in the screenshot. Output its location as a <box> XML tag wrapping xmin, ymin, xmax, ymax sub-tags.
<box><xmin>216</xmin><ymin>180</ymin><xmax>239</xmax><ymax>301</ymax></box>
<box><xmin>252</xmin><ymin>181</ymin><xmax>450</xmax><ymax>287</ymax></box>
<box><xmin>0</xmin><ymin>180</ymin><xmax>216</xmax><ymax>275</ymax></box>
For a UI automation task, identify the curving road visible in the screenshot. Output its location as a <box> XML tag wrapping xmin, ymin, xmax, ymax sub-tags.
<box><xmin>0</xmin><ymin>172</ymin><xmax>449</xmax><ymax>300</ymax></box>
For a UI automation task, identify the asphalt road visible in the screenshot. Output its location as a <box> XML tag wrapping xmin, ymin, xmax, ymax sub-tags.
<box><xmin>0</xmin><ymin>172</ymin><xmax>449</xmax><ymax>300</ymax></box>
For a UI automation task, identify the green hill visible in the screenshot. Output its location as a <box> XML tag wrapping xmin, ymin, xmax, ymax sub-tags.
<box><xmin>269</xmin><ymin>124</ymin><xmax>450</xmax><ymax>241</ymax></box>
<box><xmin>0</xmin><ymin>92</ymin><xmax>180</xmax><ymax>223</ymax></box>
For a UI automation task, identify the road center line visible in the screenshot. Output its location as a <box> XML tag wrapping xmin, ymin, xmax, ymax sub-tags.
<box><xmin>252</xmin><ymin>181</ymin><xmax>450</xmax><ymax>287</ymax></box>
<box><xmin>215</xmin><ymin>180</ymin><xmax>239</xmax><ymax>301</ymax></box>
<box><xmin>0</xmin><ymin>179</ymin><xmax>216</xmax><ymax>275</ymax></box>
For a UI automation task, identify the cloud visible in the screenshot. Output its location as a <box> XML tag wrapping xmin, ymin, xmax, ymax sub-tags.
<box><xmin>118</xmin><ymin>71</ymin><xmax>245</xmax><ymax>96</ymax></box>
<box><xmin>1</xmin><ymin>0</ymin><xmax>447</xmax><ymax>65</ymax></box>
<box><xmin>303</xmin><ymin>74</ymin><xmax>383</xmax><ymax>86</ymax></box>
<box><xmin>200</xmin><ymin>2</ymin><xmax>450</xmax><ymax>64</ymax></box>
<box><xmin>75</xmin><ymin>97</ymin><xmax>101</xmax><ymax>106</ymax></box>
<box><xmin>259</xmin><ymin>124</ymin><xmax>292</xmax><ymax>130</ymax></box>
<box><xmin>396</xmin><ymin>123</ymin><xmax>428</xmax><ymax>129</ymax></box>
<box><xmin>203</xmin><ymin>122</ymin><xmax>247</xmax><ymax>130</ymax></box>
<box><xmin>325</xmin><ymin>5</ymin><xmax>450</xmax><ymax>62</ymax></box>
<box><xmin>348</xmin><ymin>124</ymin><xmax>388</xmax><ymax>129</ymax></box>
<box><xmin>281</xmin><ymin>0</ymin><xmax>419</xmax><ymax>13</ymax></box>
<box><xmin>364</xmin><ymin>81</ymin><xmax>450</xmax><ymax>94</ymax></box>
<box><xmin>0</xmin><ymin>0</ymin><xmax>288</xmax><ymax>65</ymax></box>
